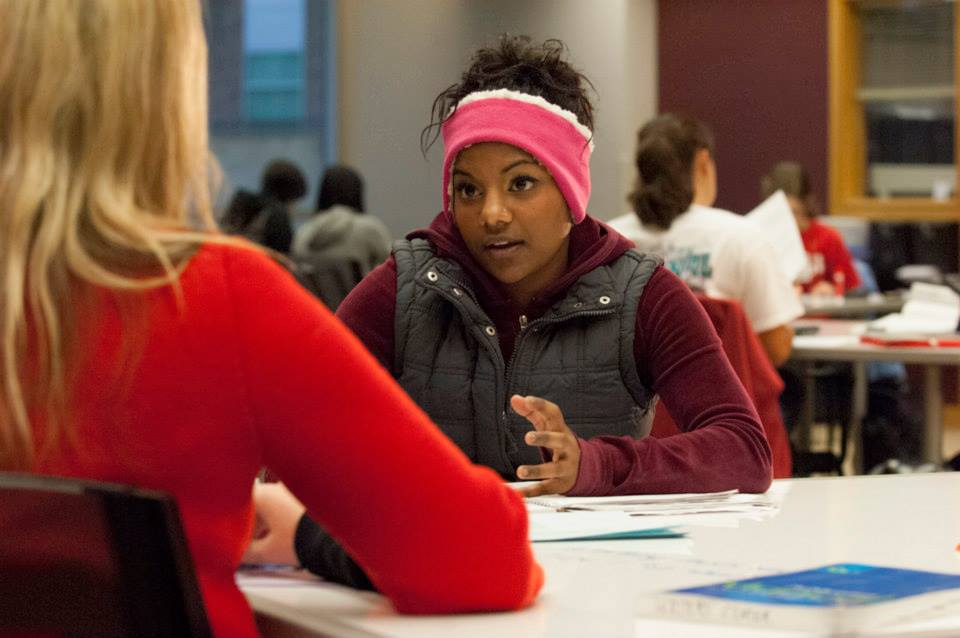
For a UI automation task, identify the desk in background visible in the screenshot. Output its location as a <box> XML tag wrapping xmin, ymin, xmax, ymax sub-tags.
<box><xmin>242</xmin><ymin>474</ymin><xmax>960</xmax><ymax>638</ymax></box>
<box><xmin>801</xmin><ymin>292</ymin><xmax>904</xmax><ymax>319</ymax></box>
<box><xmin>791</xmin><ymin>319</ymin><xmax>960</xmax><ymax>470</ymax></box>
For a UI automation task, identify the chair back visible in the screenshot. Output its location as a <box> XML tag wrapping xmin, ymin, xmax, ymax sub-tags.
<box><xmin>0</xmin><ymin>473</ymin><xmax>211</xmax><ymax>638</ymax></box>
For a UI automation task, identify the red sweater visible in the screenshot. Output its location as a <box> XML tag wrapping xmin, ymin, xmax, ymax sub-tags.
<box><xmin>800</xmin><ymin>220</ymin><xmax>861</xmax><ymax>293</ymax></box>
<box><xmin>338</xmin><ymin>214</ymin><xmax>772</xmax><ymax>495</ymax></box>
<box><xmin>32</xmin><ymin>243</ymin><xmax>542</xmax><ymax>638</ymax></box>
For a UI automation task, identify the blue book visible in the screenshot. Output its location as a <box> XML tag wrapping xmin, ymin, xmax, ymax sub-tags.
<box><xmin>645</xmin><ymin>564</ymin><xmax>960</xmax><ymax>635</ymax></box>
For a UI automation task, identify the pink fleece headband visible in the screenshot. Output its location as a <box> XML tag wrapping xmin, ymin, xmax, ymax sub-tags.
<box><xmin>441</xmin><ymin>89</ymin><xmax>593</xmax><ymax>224</ymax></box>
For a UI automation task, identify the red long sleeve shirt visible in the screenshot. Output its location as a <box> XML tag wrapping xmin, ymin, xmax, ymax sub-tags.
<box><xmin>337</xmin><ymin>214</ymin><xmax>772</xmax><ymax>495</ymax></box>
<box><xmin>33</xmin><ymin>243</ymin><xmax>542</xmax><ymax>637</ymax></box>
<box><xmin>800</xmin><ymin>220</ymin><xmax>861</xmax><ymax>293</ymax></box>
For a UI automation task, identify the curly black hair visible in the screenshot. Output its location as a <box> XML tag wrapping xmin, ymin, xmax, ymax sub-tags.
<box><xmin>420</xmin><ymin>35</ymin><xmax>596</xmax><ymax>154</ymax></box>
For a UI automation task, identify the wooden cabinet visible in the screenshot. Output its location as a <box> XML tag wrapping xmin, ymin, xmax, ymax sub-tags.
<box><xmin>830</xmin><ymin>0</ymin><xmax>960</xmax><ymax>219</ymax></box>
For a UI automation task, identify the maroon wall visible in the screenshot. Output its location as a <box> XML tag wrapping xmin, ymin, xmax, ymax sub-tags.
<box><xmin>658</xmin><ymin>0</ymin><xmax>828</xmax><ymax>214</ymax></box>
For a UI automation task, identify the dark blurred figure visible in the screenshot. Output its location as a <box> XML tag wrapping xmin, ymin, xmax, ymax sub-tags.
<box><xmin>315</xmin><ymin>164</ymin><xmax>364</xmax><ymax>213</ymax></box>
<box><xmin>262</xmin><ymin>159</ymin><xmax>308</xmax><ymax>208</ymax></box>
<box><xmin>222</xmin><ymin>159</ymin><xmax>306</xmax><ymax>253</ymax></box>
<box><xmin>292</xmin><ymin>164</ymin><xmax>391</xmax><ymax>309</ymax></box>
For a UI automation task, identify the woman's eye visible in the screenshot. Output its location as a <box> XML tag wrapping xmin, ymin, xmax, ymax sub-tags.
<box><xmin>510</xmin><ymin>176</ymin><xmax>537</xmax><ymax>192</ymax></box>
<box><xmin>455</xmin><ymin>183</ymin><xmax>480</xmax><ymax>199</ymax></box>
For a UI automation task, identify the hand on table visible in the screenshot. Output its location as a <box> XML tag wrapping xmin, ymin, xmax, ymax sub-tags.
<box><xmin>511</xmin><ymin>394</ymin><xmax>581</xmax><ymax>497</ymax></box>
<box><xmin>242</xmin><ymin>482</ymin><xmax>306</xmax><ymax>567</ymax></box>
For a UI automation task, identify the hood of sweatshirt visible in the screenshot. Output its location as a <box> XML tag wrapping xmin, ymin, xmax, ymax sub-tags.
<box><xmin>297</xmin><ymin>206</ymin><xmax>360</xmax><ymax>251</ymax></box>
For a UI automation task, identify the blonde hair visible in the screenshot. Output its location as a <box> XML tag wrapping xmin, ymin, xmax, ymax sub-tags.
<box><xmin>0</xmin><ymin>0</ymin><xmax>221</xmax><ymax>469</ymax></box>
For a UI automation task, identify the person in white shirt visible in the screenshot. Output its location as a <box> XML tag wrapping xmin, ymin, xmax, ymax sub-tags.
<box><xmin>608</xmin><ymin>114</ymin><xmax>802</xmax><ymax>367</ymax></box>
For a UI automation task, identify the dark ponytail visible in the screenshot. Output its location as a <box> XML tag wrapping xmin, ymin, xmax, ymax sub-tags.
<box><xmin>627</xmin><ymin>114</ymin><xmax>714</xmax><ymax>230</ymax></box>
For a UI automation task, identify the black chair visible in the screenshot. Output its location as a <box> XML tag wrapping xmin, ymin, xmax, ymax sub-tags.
<box><xmin>781</xmin><ymin>363</ymin><xmax>854</xmax><ymax>476</ymax></box>
<box><xmin>0</xmin><ymin>473</ymin><xmax>211</xmax><ymax>638</ymax></box>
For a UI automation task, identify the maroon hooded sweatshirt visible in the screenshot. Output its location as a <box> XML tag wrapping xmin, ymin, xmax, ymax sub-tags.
<box><xmin>337</xmin><ymin>212</ymin><xmax>772</xmax><ymax>495</ymax></box>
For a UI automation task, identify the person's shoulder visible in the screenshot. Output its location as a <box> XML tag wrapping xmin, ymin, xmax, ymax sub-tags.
<box><xmin>188</xmin><ymin>240</ymin><xmax>292</xmax><ymax>285</ymax></box>
<box><xmin>688</xmin><ymin>204</ymin><xmax>750</xmax><ymax>228</ymax></box>
<box><xmin>606</xmin><ymin>212</ymin><xmax>662</xmax><ymax>245</ymax></box>
<box><xmin>355</xmin><ymin>212</ymin><xmax>390</xmax><ymax>233</ymax></box>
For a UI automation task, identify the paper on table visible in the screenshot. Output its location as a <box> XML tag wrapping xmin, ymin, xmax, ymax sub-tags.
<box><xmin>868</xmin><ymin>282</ymin><xmax>960</xmax><ymax>334</ymax></box>
<box><xmin>528</xmin><ymin>489</ymin><xmax>737</xmax><ymax>510</ymax></box>
<box><xmin>236</xmin><ymin>566</ymin><xmax>321</xmax><ymax>587</ymax></box>
<box><xmin>529</xmin><ymin>483</ymin><xmax>789</xmax><ymax>522</ymax></box>
<box><xmin>746</xmin><ymin>190</ymin><xmax>807</xmax><ymax>283</ymax></box>
<box><xmin>527</xmin><ymin>509</ymin><xmax>682</xmax><ymax>542</ymax></box>
<box><xmin>793</xmin><ymin>334</ymin><xmax>861</xmax><ymax>349</ymax></box>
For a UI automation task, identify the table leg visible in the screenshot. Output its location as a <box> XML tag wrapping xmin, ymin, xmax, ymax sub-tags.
<box><xmin>847</xmin><ymin>361</ymin><xmax>867</xmax><ymax>474</ymax></box>
<box><xmin>922</xmin><ymin>365</ymin><xmax>943</xmax><ymax>464</ymax></box>
<box><xmin>798</xmin><ymin>362</ymin><xmax>815</xmax><ymax>450</ymax></box>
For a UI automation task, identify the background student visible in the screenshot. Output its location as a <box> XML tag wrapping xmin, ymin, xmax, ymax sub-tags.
<box><xmin>0</xmin><ymin>3</ymin><xmax>542</xmax><ymax>636</ymax></box>
<box><xmin>248</xmin><ymin>35</ymin><xmax>771</xmax><ymax>585</ymax></box>
<box><xmin>760</xmin><ymin>161</ymin><xmax>861</xmax><ymax>295</ymax></box>
<box><xmin>221</xmin><ymin>159</ymin><xmax>304</xmax><ymax>254</ymax></box>
<box><xmin>291</xmin><ymin>164</ymin><xmax>393</xmax><ymax>309</ymax></box>
<box><xmin>608</xmin><ymin>114</ymin><xmax>804</xmax><ymax>368</ymax></box>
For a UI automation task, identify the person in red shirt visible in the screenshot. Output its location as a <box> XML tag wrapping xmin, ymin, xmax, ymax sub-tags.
<box><xmin>761</xmin><ymin>161</ymin><xmax>861</xmax><ymax>294</ymax></box>
<box><xmin>0</xmin><ymin>3</ymin><xmax>541</xmax><ymax>636</ymax></box>
<box><xmin>247</xmin><ymin>36</ymin><xmax>773</xmax><ymax>587</ymax></box>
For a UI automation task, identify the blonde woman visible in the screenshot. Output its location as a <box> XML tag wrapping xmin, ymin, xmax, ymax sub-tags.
<box><xmin>0</xmin><ymin>2</ymin><xmax>541</xmax><ymax>636</ymax></box>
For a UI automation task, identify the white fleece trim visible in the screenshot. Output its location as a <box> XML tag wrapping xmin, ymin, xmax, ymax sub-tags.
<box><xmin>452</xmin><ymin>88</ymin><xmax>594</xmax><ymax>150</ymax></box>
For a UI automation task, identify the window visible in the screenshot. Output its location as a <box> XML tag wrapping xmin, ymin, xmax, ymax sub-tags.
<box><xmin>829</xmin><ymin>0</ymin><xmax>959</xmax><ymax>219</ymax></box>
<box><xmin>204</xmin><ymin>0</ymin><xmax>336</xmax><ymax>209</ymax></box>
<box><xmin>243</xmin><ymin>0</ymin><xmax>306</xmax><ymax>122</ymax></box>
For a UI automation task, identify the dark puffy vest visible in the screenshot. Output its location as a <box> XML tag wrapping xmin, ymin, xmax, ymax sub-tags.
<box><xmin>393</xmin><ymin>238</ymin><xmax>661</xmax><ymax>479</ymax></box>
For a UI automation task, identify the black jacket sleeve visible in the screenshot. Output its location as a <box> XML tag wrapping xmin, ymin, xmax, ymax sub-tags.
<box><xmin>294</xmin><ymin>514</ymin><xmax>376</xmax><ymax>591</ymax></box>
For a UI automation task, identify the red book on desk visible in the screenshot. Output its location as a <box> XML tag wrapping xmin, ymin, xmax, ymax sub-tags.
<box><xmin>860</xmin><ymin>334</ymin><xmax>960</xmax><ymax>348</ymax></box>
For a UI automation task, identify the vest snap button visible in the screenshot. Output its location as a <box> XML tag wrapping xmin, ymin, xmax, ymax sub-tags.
<box><xmin>598</xmin><ymin>295</ymin><xmax>611</xmax><ymax>305</ymax></box>
<box><xmin>484</xmin><ymin>326</ymin><xmax>497</xmax><ymax>336</ymax></box>
<box><xmin>451</xmin><ymin>287</ymin><xmax>463</xmax><ymax>297</ymax></box>
<box><xmin>426</xmin><ymin>271</ymin><xmax>439</xmax><ymax>282</ymax></box>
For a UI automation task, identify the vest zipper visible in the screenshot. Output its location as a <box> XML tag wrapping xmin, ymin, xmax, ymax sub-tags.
<box><xmin>503</xmin><ymin>307</ymin><xmax>617</xmax><ymax>409</ymax></box>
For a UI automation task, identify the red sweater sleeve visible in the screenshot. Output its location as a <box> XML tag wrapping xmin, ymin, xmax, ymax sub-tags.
<box><xmin>223</xmin><ymin>248</ymin><xmax>542</xmax><ymax>613</ymax></box>
<box><xmin>569</xmin><ymin>267</ymin><xmax>773</xmax><ymax>496</ymax></box>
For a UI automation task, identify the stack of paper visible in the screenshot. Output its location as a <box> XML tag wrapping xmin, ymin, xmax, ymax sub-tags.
<box><xmin>519</xmin><ymin>487</ymin><xmax>787</xmax><ymax>541</ymax></box>
<box><xmin>868</xmin><ymin>282</ymin><xmax>960</xmax><ymax>335</ymax></box>
<box><xmin>527</xmin><ymin>489</ymin><xmax>779</xmax><ymax>517</ymax></box>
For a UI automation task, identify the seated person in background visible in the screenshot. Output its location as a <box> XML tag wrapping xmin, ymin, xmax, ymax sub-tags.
<box><xmin>248</xmin><ymin>35</ymin><xmax>772</xmax><ymax>587</ymax></box>
<box><xmin>221</xmin><ymin>159</ymin><xmax>305</xmax><ymax>253</ymax></box>
<box><xmin>291</xmin><ymin>164</ymin><xmax>392</xmax><ymax>309</ymax></box>
<box><xmin>760</xmin><ymin>161</ymin><xmax>861</xmax><ymax>295</ymax></box>
<box><xmin>608</xmin><ymin>114</ymin><xmax>803</xmax><ymax>367</ymax></box>
<box><xmin>0</xmin><ymin>3</ymin><xmax>542</xmax><ymax>636</ymax></box>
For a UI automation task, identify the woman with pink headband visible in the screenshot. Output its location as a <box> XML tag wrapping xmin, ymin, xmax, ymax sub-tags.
<box><xmin>247</xmin><ymin>36</ymin><xmax>772</xmax><ymax>588</ymax></box>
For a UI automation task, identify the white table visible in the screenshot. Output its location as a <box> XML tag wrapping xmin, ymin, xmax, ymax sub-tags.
<box><xmin>242</xmin><ymin>474</ymin><xmax>960</xmax><ymax>638</ymax></box>
<box><xmin>790</xmin><ymin>319</ymin><xmax>960</xmax><ymax>468</ymax></box>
